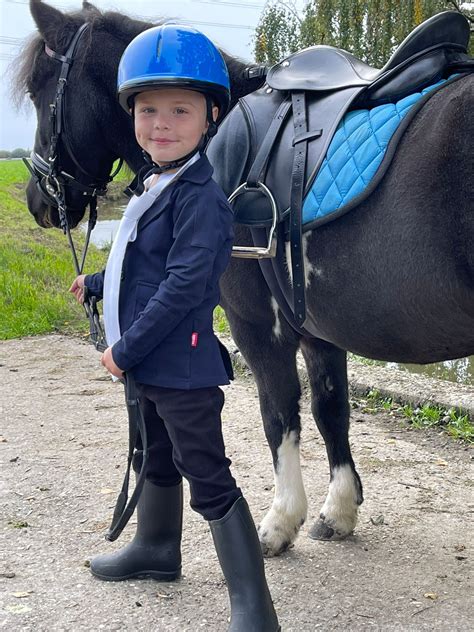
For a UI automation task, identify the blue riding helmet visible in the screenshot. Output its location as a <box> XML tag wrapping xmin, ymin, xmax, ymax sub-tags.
<box><xmin>117</xmin><ymin>24</ymin><xmax>231</xmax><ymax>122</ymax></box>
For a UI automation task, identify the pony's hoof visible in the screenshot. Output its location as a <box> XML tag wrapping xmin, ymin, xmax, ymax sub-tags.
<box><xmin>308</xmin><ymin>517</ymin><xmax>351</xmax><ymax>541</ymax></box>
<box><xmin>258</xmin><ymin>523</ymin><xmax>292</xmax><ymax>557</ymax></box>
<box><xmin>257</xmin><ymin>509</ymin><xmax>304</xmax><ymax>557</ymax></box>
<box><xmin>259</xmin><ymin>536</ymin><xmax>291</xmax><ymax>558</ymax></box>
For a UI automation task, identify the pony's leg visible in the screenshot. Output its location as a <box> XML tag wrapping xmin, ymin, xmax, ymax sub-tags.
<box><xmin>300</xmin><ymin>337</ymin><xmax>363</xmax><ymax>540</ymax></box>
<box><xmin>224</xmin><ymin>297</ymin><xmax>307</xmax><ymax>557</ymax></box>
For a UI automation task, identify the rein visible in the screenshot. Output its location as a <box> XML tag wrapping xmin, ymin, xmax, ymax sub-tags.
<box><xmin>24</xmin><ymin>22</ymin><xmax>145</xmax><ymax>542</ymax></box>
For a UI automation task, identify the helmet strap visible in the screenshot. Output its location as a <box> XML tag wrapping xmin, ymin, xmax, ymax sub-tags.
<box><xmin>124</xmin><ymin>148</ymin><xmax>200</xmax><ymax>197</ymax></box>
<box><xmin>206</xmin><ymin>96</ymin><xmax>218</xmax><ymax>138</ymax></box>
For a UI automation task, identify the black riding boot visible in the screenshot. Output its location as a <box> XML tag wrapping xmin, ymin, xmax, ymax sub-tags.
<box><xmin>210</xmin><ymin>497</ymin><xmax>280</xmax><ymax>632</ymax></box>
<box><xmin>90</xmin><ymin>478</ymin><xmax>183</xmax><ymax>581</ymax></box>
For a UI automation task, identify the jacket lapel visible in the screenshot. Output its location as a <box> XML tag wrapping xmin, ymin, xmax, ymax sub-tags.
<box><xmin>137</xmin><ymin>186</ymin><xmax>174</xmax><ymax>231</ymax></box>
<box><xmin>136</xmin><ymin>155</ymin><xmax>213</xmax><ymax>232</ymax></box>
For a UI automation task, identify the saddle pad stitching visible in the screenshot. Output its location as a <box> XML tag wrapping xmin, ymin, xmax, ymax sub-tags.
<box><xmin>323</xmin><ymin>147</ymin><xmax>383</xmax><ymax>210</ymax></box>
<box><xmin>326</xmin><ymin>132</ymin><xmax>356</xmax><ymax>207</ymax></box>
<box><xmin>368</xmin><ymin>111</ymin><xmax>396</xmax><ymax>152</ymax></box>
<box><xmin>351</xmin><ymin>152</ymin><xmax>382</xmax><ymax>190</ymax></box>
<box><xmin>319</xmin><ymin>127</ymin><xmax>377</xmax><ymax>209</ymax></box>
<box><xmin>353</xmin><ymin>114</ymin><xmax>383</xmax><ymax>157</ymax></box>
<box><xmin>302</xmin><ymin>77</ymin><xmax>450</xmax><ymax>223</ymax></box>
<box><xmin>301</xmin><ymin>74</ymin><xmax>464</xmax><ymax>233</ymax></box>
<box><xmin>305</xmin><ymin>132</ymin><xmax>383</xmax><ymax>217</ymax></box>
<box><xmin>304</xmin><ymin>113</ymin><xmax>396</xmax><ymax>217</ymax></box>
<box><xmin>311</xmin><ymin>151</ymin><xmax>378</xmax><ymax>220</ymax></box>
<box><xmin>326</xmin><ymin>114</ymin><xmax>392</xmax><ymax>186</ymax></box>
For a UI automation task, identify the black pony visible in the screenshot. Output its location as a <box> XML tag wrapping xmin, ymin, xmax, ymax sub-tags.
<box><xmin>17</xmin><ymin>0</ymin><xmax>473</xmax><ymax>557</ymax></box>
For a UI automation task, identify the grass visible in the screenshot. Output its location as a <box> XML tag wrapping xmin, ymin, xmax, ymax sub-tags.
<box><xmin>356</xmin><ymin>388</ymin><xmax>473</xmax><ymax>443</ymax></box>
<box><xmin>0</xmin><ymin>160</ymin><xmax>108</xmax><ymax>340</ymax></box>
<box><xmin>214</xmin><ymin>305</ymin><xmax>230</xmax><ymax>335</ymax></box>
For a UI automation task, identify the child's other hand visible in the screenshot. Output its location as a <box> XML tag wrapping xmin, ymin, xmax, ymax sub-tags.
<box><xmin>101</xmin><ymin>347</ymin><xmax>124</xmax><ymax>379</ymax></box>
<box><xmin>69</xmin><ymin>274</ymin><xmax>86</xmax><ymax>304</ymax></box>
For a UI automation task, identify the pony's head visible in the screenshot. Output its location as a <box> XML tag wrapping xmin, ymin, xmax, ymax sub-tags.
<box><xmin>15</xmin><ymin>1</ymin><xmax>144</xmax><ymax>228</ymax></box>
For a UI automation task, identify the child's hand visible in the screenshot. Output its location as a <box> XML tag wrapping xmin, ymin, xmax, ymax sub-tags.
<box><xmin>69</xmin><ymin>275</ymin><xmax>86</xmax><ymax>304</ymax></box>
<box><xmin>101</xmin><ymin>347</ymin><xmax>124</xmax><ymax>379</ymax></box>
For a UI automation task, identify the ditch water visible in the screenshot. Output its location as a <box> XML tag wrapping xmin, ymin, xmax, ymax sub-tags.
<box><xmin>80</xmin><ymin>197</ymin><xmax>125</xmax><ymax>249</ymax></box>
<box><xmin>81</xmin><ymin>199</ymin><xmax>473</xmax><ymax>386</ymax></box>
<box><xmin>357</xmin><ymin>356</ymin><xmax>472</xmax><ymax>386</ymax></box>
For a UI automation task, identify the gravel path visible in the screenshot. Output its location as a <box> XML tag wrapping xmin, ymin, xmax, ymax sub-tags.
<box><xmin>1</xmin><ymin>335</ymin><xmax>473</xmax><ymax>631</ymax></box>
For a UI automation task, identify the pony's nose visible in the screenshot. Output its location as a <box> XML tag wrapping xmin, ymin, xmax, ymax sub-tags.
<box><xmin>26</xmin><ymin>180</ymin><xmax>52</xmax><ymax>228</ymax></box>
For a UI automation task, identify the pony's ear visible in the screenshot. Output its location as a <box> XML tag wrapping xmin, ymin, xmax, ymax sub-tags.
<box><xmin>29</xmin><ymin>0</ymin><xmax>67</xmax><ymax>47</ymax></box>
<box><xmin>82</xmin><ymin>1</ymin><xmax>99</xmax><ymax>12</ymax></box>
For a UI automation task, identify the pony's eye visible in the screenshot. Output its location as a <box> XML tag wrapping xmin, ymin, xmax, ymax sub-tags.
<box><xmin>28</xmin><ymin>91</ymin><xmax>36</xmax><ymax>102</ymax></box>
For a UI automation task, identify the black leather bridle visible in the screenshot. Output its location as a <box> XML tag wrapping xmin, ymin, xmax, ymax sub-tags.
<box><xmin>23</xmin><ymin>23</ymin><xmax>146</xmax><ymax>543</ymax></box>
<box><xmin>23</xmin><ymin>22</ymin><xmax>123</xmax><ymax>352</ymax></box>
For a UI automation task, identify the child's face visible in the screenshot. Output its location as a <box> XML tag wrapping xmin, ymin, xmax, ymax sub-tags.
<box><xmin>133</xmin><ymin>88</ymin><xmax>218</xmax><ymax>166</ymax></box>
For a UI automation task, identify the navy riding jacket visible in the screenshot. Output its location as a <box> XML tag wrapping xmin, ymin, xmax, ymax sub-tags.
<box><xmin>85</xmin><ymin>154</ymin><xmax>234</xmax><ymax>389</ymax></box>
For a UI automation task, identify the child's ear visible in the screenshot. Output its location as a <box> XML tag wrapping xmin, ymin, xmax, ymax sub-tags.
<box><xmin>212</xmin><ymin>105</ymin><xmax>219</xmax><ymax>122</ymax></box>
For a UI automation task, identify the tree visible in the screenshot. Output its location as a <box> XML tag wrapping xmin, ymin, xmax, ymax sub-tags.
<box><xmin>10</xmin><ymin>148</ymin><xmax>30</xmax><ymax>158</ymax></box>
<box><xmin>254</xmin><ymin>0</ymin><xmax>473</xmax><ymax>65</ymax></box>
<box><xmin>254</xmin><ymin>3</ymin><xmax>301</xmax><ymax>65</ymax></box>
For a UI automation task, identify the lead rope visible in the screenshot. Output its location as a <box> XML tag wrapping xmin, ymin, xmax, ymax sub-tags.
<box><xmin>55</xmin><ymin>180</ymin><xmax>147</xmax><ymax>541</ymax></box>
<box><xmin>105</xmin><ymin>375</ymin><xmax>149</xmax><ymax>542</ymax></box>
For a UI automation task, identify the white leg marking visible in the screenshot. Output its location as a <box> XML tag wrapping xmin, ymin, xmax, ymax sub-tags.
<box><xmin>320</xmin><ymin>464</ymin><xmax>359</xmax><ymax>536</ymax></box>
<box><xmin>270</xmin><ymin>297</ymin><xmax>283</xmax><ymax>341</ymax></box>
<box><xmin>285</xmin><ymin>232</ymin><xmax>322</xmax><ymax>287</ymax></box>
<box><xmin>258</xmin><ymin>429</ymin><xmax>307</xmax><ymax>556</ymax></box>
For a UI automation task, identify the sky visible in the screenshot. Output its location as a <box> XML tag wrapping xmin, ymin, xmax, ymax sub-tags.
<box><xmin>1</xmin><ymin>1</ymin><xmax>471</xmax><ymax>150</ymax></box>
<box><xmin>0</xmin><ymin>0</ymin><xmax>271</xmax><ymax>150</ymax></box>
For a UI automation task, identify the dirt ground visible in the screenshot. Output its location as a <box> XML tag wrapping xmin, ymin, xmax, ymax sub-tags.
<box><xmin>1</xmin><ymin>335</ymin><xmax>473</xmax><ymax>631</ymax></box>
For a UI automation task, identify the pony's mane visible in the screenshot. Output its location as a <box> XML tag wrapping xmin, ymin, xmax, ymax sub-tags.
<box><xmin>12</xmin><ymin>5</ymin><xmax>158</xmax><ymax>107</ymax></box>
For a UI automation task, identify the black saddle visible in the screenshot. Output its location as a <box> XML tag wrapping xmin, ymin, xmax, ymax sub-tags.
<box><xmin>207</xmin><ymin>11</ymin><xmax>473</xmax><ymax>328</ymax></box>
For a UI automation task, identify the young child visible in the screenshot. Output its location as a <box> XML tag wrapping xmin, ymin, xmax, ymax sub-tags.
<box><xmin>69</xmin><ymin>24</ymin><xmax>280</xmax><ymax>632</ymax></box>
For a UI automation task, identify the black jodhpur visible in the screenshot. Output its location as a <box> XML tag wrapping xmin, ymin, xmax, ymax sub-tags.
<box><xmin>137</xmin><ymin>383</ymin><xmax>242</xmax><ymax>521</ymax></box>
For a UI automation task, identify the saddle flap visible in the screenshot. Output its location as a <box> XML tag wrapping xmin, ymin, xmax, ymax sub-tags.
<box><xmin>206</xmin><ymin>100</ymin><xmax>251</xmax><ymax>198</ymax></box>
<box><xmin>208</xmin><ymin>89</ymin><xmax>289</xmax><ymax>228</ymax></box>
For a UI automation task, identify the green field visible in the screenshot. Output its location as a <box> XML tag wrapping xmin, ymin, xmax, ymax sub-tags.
<box><xmin>0</xmin><ymin>159</ymin><xmax>228</xmax><ymax>340</ymax></box>
<box><xmin>0</xmin><ymin>160</ymin><xmax>111</xmax><ymax>340</ymax></box>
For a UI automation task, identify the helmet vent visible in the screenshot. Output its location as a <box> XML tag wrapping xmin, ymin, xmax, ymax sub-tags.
<box><xmin>156</xmin><ymin>35</ymin><xmax>163</xmax><ymax>63</ymax></box>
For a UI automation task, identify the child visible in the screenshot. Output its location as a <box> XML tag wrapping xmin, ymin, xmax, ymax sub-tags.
<box><xmin>69</xmin><ymin>24</ymin><xmax>280</xmax><ymax>632</ymax></box>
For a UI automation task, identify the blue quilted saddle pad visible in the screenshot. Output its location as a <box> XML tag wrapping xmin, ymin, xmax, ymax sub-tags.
<box><xmin>302</xmin><ymin>78</ymin><xmax>448</xmax><ymax>225</ymax></box>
